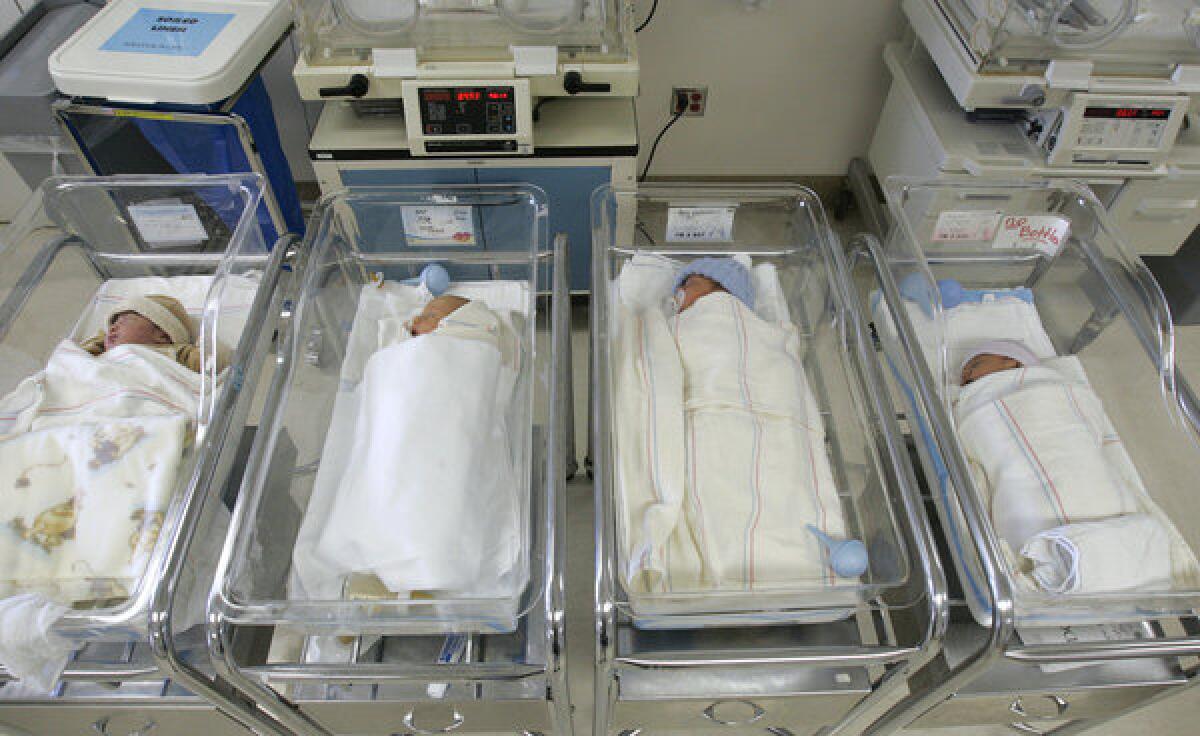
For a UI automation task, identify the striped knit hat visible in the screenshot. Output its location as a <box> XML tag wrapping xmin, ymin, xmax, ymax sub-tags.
<box><xmin>109</xmin><ymin>294</ymin><xmax>194</xmax><ymax>344</ymax></box>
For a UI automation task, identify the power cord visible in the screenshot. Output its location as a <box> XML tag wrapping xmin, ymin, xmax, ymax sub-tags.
<box><xmin>635</xmin><ymin>0</ymin><xmax>659</xmax><ymax>32</ymax></box>
<box><xmin>639</xmin><ymin>90</ymin><xmax>688</xmax><ymax>182</ymax></box>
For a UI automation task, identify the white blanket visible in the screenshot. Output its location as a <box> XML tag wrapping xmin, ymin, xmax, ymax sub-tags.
<box><xmin>0</xmin><ymin>340</ymin><xmax>196</xmax><ymax>602</ymax></box>
<box><xmin>291</xmin><ymin>285</ymin><xmax>526</xmax><ymax>601</ymax></box>
<box><xmin>954</xmin><ymin>356</ymin><xmax>1200</xmax><ymax>593</ymax></box>
<box><xmin>615</xmin><ymin>288</ymin><xmax>845</xmax><ymax>593</ymax></box>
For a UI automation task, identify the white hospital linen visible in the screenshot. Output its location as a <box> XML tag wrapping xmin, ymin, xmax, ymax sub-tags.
<box><xmin>0</xmin><ymin>340</ymin><xmax>196</xmax><ymax>602</ymax></box>
<box><xmin>1022</xmin><ymin>515</ymin><xmax>1174</xmax><ymax>595</ymax></box>
<box><xmin>954</xmin><ymin>356</ymin><xmax>1200</xmax><ymax>593</ymax></box>
<box><xmin>0</xmin><ymin>594</ymin><xmax>72</xmax><ymax>693</ymax></box>
<box><xmin>291</xmin><ymin>292</ymin><xmax>525</xmax><ymax>600</ymax></box>
<box><xmin>615</xmin><ymin>289</ymin><xmax>845</xmax><ymax>592</ymax></box>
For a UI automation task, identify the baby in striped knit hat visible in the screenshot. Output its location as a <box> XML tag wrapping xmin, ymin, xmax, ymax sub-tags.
<box><xmin>79</xmin><ymin>294</ymin><xmax>217</xmax><ymax>373</ymax></box>
<box><xmin>959</xmin><ymin>339</ymin><xmax>1041</xmax><ymax>386</ymax></box>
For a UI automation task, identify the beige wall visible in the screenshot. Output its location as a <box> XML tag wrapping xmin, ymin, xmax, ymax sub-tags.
<box><xmin>633</xmin><ymin>0</ymin><xmax>904</xmax><ymax>177</ymax></box>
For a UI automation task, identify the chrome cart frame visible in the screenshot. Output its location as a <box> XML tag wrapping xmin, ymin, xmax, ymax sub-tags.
<box><xmin>0</xmin><ymin>202</ymin><xmax>297</xmax><ymax>736</ymax></box>
<box><xmin>590</xmin><ymin>183</ymin><xmax>948</xmax><ymax>736</ymax></box>
<box><xmin>849</xmin><ymin>225</ymin><xmax>1200</xmax><ymax>736</ymax></box>
<box><xmin>207</xmin><ymin>221</ymin><xmax>576</xmax><ymax>736</ymax></box>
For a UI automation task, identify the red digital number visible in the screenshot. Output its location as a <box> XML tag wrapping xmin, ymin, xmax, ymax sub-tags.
<box><xmin>488</xmin><ymin>91</ymin><xmax>509</xmax><ymax>100</ymax></box>
<box><xmin>1116</xmin><ymin>108</ymin><xmax>1136</xmax><ymax>118</ymax></box>
<box><xmin>456</xmin><ymin>91</ymin><xmax>482</xmax><ymax>102</ymax></box>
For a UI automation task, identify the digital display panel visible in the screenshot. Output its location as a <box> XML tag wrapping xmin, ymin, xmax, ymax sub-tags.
<box><xmin>1084</xmin><ymin>107</ymin><xmax>1171</xmax><ymax>120</ymax></box>
<box><xmin>418</xmin><ymin>86</ymin><xmax>517</xmax><ymax>136</ymax></box>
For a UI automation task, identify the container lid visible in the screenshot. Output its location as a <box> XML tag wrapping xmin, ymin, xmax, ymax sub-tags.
<box><xmin>49</xmin><ymin>0</ymin><xmax>289</xmax><ymax>105</ymax></box>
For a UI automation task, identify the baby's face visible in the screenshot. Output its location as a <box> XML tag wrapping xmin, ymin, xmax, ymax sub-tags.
<box><xmin>961</xmin><ymin>353</ymin><xmax>1023</xmax><ymax>386</ymax></box>
<box><xmin>409</xmin><ymin>295</ymin><xmax>469</xmax><ymax>336</ymax></box>
<box><xmin>105</xmin><ymin>312</ymin><xmax>170</xmax><ymax>351</ymax></box>
<box><xmin>675</xmin><ymin>275</ymin><xmax>726</xmax><ymax>313</ymax></box>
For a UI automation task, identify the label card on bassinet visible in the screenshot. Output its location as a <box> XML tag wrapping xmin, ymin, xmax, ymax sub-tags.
<box><xmin>128</xmin><ymin>203</ymin><xmax>208</xmax><ymax>245</ymax></box>
<box><xmin>401</xmin><ymin>205</ymin><xmax>476</xmax><ymax>246</ymax></box>
<box><xmin>666</xmin><ymin>206</ymin><xmax>736</xmax><ymax>242</ymax></box>
<box><xmin>931</xmin><ymin>210</ymin><xmax>1002</xmax><ymax>243</ymax></box>
<box><xmin>991</xmin><ymin>215</ymin><xmax>1070</xmax><ymax>256</ymax></box>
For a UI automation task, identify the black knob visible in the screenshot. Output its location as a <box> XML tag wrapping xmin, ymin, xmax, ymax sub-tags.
<box><xmin>319</xmin><ymin>74</ymin><xmax>369</xmax><ymax>99</ymax></box>
<box><xmin>563</xmin><ymin>70</ymin><xmax>611</xmax><ymax>95</ymax></box>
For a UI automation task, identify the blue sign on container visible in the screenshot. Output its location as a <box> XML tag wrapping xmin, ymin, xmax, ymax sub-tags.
<box><xmin>100</xmin><ymin>8</ymin><xmax>234</xmax><ymax>57</ymax></box>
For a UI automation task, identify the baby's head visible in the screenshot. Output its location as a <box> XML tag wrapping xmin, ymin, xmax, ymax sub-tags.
<box><xmin>959</xmin><ymin>339</ymin><xmax>1040</xmax><ymax>386</ymax></box>
<box><xmin>673</xmin><ymin>257</ymin><xmax>754</xmax><ymax>313</ymax></box>
<box><xmin>105</xmin><ymin>295</ymin><xmax>192</xmax><ymax>352</ymax></box>
<box><xmin>409</xmin><ymin>295</ymin><xmax>470</xmax><ymax>336</ymax></box>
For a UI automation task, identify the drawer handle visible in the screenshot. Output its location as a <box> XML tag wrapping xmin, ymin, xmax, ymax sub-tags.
<box><xmin>1009</xmin><ymin>723</ymin><xmax>1052</xmax><ymax>735</ymax></box>
<box><xmin>90</xmin><ymin>716</ymin><xmax>158</xmax><ymax>736</ymax></box>
<box><xmin>402</xmin><ymin>708</ymin><xmax>464</xmax><ymax>734</ymax></box>
<box><xmin>702</xmin><ymin>699</ymin><xmax>765</xmax><ymax>726</ymax></box>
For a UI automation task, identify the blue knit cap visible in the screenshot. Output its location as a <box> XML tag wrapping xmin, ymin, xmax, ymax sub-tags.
<box><xmin>674</xmin><ymin>257</ymin><xmax>755</xmax><ymax>309</ymax></box>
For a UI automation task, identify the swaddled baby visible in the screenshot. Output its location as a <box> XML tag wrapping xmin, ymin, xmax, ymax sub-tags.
<box><xmin>952</xmin><ymin>339</ymin><xmax>1198</xmax><ymax>595</ymax></box>
<box><xmin>292</xmin><ymin>293</ymin><xmax>524</xmax><ymax>602</ymax></box>
<box><xmin>618</xmin><ymin>257</ymin><xmax>846</xmax><ymax>593</ymax></box>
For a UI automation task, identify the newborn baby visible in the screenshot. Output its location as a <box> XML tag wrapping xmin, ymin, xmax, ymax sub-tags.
<box><xmin>408</xmin><ymin>294</ymin><xmax>469</xmax><ymax>336</ymax></box>
<box><xmin>617</xmin><ymin>255</ymin><xmax>848</xmax><ymax>592</ymax></box>
<box><xmin>408</xmin><ymin>294</ymin><xmax>515</xmax><ymax>366</ymax></box>
<box><xmin>959</xmin><ymin>339</ymin><xmax>1041</xmax><ymax>386</ymax></box>
<box><xmin>79</xmin><ymin>295</ymin><xmax>218</xmax><ymax>372</ymax></box>
<box><xmin>293</xmin><ymin>288</ymin><xmax>524</xmax><ymax>601</ymax></box>
<box><xmin>951</xmin><ymin>337</ymin><xmax>1199</xmax><ymax>595</ymax></box>
<box><xmin>672</xmin><ymin>256</ymin><xmax>753</xmax><ymax>314</ymax></box>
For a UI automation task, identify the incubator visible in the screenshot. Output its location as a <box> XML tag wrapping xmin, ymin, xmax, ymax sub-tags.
<box><xmin>293</xmin><ymin>0</ymin><xmax>635</xmax><ymax>155</ymax></box>
<box><xmin>861</xmin><ymin>0</ymin><xmax>1200</xmax><ymax>257</ymax></box>
<box><xmin>909</xmin><ymin>0</ymin><xmax>1200</xmax><ymax>108</ymax></box>
<box><xmin>208</xmin><ymin>185</ymin><xmax>574</xmax><ymax>736</ymax></box>
<box><xmin>294</xmin><ymin>0</ymin><xmax>637</xmax><ymax>290</ymax></box>
<box><xmin>591</xmin><ymin>184</ymin><xmax>943</xmax><ymax>735</ymax></box>
<box><xmin>0</xmin><ymin>174</ymin><xmax>292</xmax><ymax>736</ymax></box>
<box><xmin>851</xmin><ymin>177</ymin><xmax>1200</xmax><ymax>733</ymax></box>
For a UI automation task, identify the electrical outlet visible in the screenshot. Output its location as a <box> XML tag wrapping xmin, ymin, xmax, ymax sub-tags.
<box><xmin>672</xmin><ymin>86</ymin><xmax>707</xmax><ymax>116</ymax></box>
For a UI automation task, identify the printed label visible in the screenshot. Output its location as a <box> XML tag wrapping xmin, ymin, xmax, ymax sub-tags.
<box><xmin>666</xmin><ymin>206</ymin><xmax>737</xmax><ymax>242</ymax></box>
<box><xmin>931</xmin><ymin>210</ymin><xmax>1002</xmax><ymax>243</ymax></box>
<box><xmin>401</xmin><ymin>205</ymin><xmax>476</xmax><ymax>246</ymax></box>
<box><xmin>100</xmin><ymin>9</ymin><xmax>234</xmax><ymax>57</ymax></box>
<box><xmin>1018</xmin><ymin>623</ymin><xmax>1142</xmax><ymax>673</ymax></box>
<box><xmin>128</xmin><ymin>204</ymin><xmax>207</xmax><ymax>245</ymax></box>
<box><xmin>992</xmin><ymin>214</ymin><xmax>1070</xmax><ymax>255</ymax></box>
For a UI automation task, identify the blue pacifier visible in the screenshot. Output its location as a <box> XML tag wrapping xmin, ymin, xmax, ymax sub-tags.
<box><xmin>807</xmin><ymin>524</ymin><xmax>869</xmax><ymax>578</ymax></box>
<box><xmin>402</xmin><ymin>263</ymin><xmax>450</xmax><ymax>296</ymax></box>
<box><xmin>938</xmin><ymin>279</ymin><xmax>966</xmax><ymax>309</ymax></box>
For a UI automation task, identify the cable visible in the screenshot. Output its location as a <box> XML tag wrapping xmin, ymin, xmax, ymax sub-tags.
<box><xmin>635</xmin><ymin>0</ymin><xmax>659</xmax><ymax>33</ymax></box>
<box><xmin>532</xmin><ymin>97</ymin><xmax>559</xmax><ymax>122</ymax></box>
<box><xmin>639</xmin><ymin>91</ymin><xmax>688</xmax><ymax>182</ymax></box>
